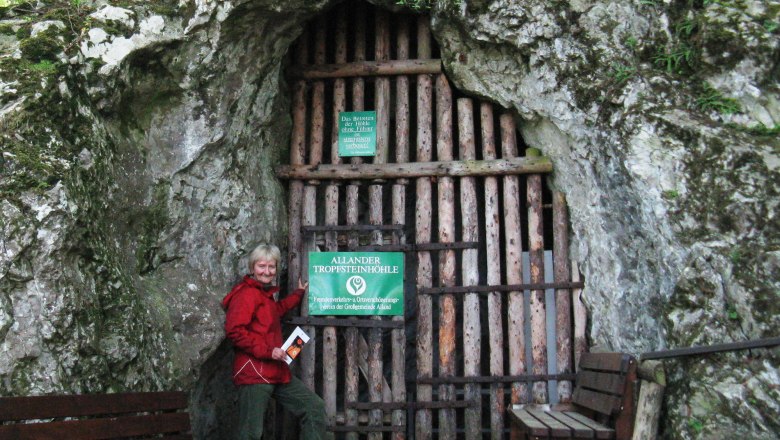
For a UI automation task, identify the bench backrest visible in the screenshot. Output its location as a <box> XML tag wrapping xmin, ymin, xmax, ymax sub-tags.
<box><xmin>0</xmin><ymin>391</ymin><xmax>191</xmax><ymax>439</ymax></box>
<box><xmin>572</xmin><ymin>353</ymin><xmax>636</xmax><ymax>417</ymax></box>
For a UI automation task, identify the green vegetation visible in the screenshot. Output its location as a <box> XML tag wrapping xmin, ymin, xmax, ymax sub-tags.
<box><xmin>662</xmin><ymin>189</ymin><xmax>680</xmax><ymax>200</ymax></box>
<box><xmin>687</xmin><ymin>418</ymin><xmax>704</xmax><ymax>433</ymax></box>
<box><xmin>609</xmin><ymin>62</ymin><xmax>636</xmax><ymax>85</ymax></box>
<box><xmin>696</xmin><ymin>83</ymin><xmax>741</xmax><ymax>114</ymax></box>
<box><xmin>396</xmin><ymin>0</ymin><xmax>433</xmax><ymax>10</ymax></box>
<box><xmin>653</xmin><ymin>44</ymin><xmax>695</xmax><ymax>73</ymax></box>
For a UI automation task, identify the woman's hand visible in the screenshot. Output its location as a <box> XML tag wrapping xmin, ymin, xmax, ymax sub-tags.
<box><xmin>298</xmin><ymin>277</ymin><xmax>309</xmax><ymax>291</ymax></box>
<box><xmin>271</xmin><ymin>347</ymin><xmax>287</xmax><ymax>362</ymax></box>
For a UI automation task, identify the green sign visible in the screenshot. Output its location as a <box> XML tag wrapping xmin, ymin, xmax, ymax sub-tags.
<box><xmin>338</xmin><ymin>111</ymin><xmax>377</xmax><ymax>157</ymax></box>
<box><xmin>308</xmin><ymin>252</ymin><xmax>404</xmax><ymax>316</ymax></box>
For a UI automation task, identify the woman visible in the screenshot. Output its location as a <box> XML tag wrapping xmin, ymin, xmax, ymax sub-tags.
<box><xmin>222</xmin><ymin>244</ymin><xmax>326</xmax><ymax>440</ymax></box>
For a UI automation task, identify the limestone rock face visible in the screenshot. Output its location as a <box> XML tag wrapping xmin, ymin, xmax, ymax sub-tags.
<box><xmin>1</xmin><ymin>0</ymin><xmax>777</xmax><ymax>439</ymax></box>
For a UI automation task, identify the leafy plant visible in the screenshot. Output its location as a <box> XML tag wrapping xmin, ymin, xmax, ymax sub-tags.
<box><xmin>396</xmin><ymin>0</ymin><xmax>432</xmax><ymax>10</ymax></box>
<box><xmin>625</xmin><ymin>36</ymin><xmax>639</xmax><ymax>49</ymax></box>
<box><xmin>27</xmin><ymin>59</ymin><xmax>58</xmax><ymax>73</ymax></box>
<box><xmin>688</xmin><ymin>418</ymin><xmax>704</xmax><ymax>433</ymax></box>
<box><xmin>676</xmin><ymin>18</ymin><xmax>696</xmax><ymax>38</ymax></box>
<box><xmin>764</xmin><ymin>20</ymin><xmax>779</xmax><ymax>33</ymax></box>
<box><xmin>609</xmin><ymin>63</ymin><xmax>636</xmax><ymax>85</ymax></box>
<box><xmin>662</xmin><ymin>190</ymin><xmax>680</xmax><ymax>200</ymax></box>
<box><xmin>653</xmin><ymin>45</ymin><xmax>695</xmax><ymax>73</ymax></box>
<box><xmin>696</xmin><ymin>83</ymin><xmax>740</xmax><ymax>114</ymax></box>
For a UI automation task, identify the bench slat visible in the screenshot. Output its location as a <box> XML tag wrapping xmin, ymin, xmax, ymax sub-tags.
<box><xmin>0</xmin><ymin>391</ymin><xmax>188</xmax><ymax>421</ymax></box>
<box><xmin>509</xmin><ymin>408</ymin><xmax>550</xmax><ymax>436</ymax></box>
<box><xmin>564</xmin><ymin>411</ymin><xmax>614</xmax><ymax>440</ymax></box>
<box><xmin>0</xmin><ymin>412</ymin><xmax>191</xmax><ymax>440</ymax></box>
<box><xmin>527</xmin><ymin>408</ymin><xmax>572</xmax><ymax>437</ymax></box>
<box><xmin>546</xmin><ymin>411</ymin><xmax>597</xmax><ymax>438</ymax></box>
<box><xmin>578</xmin><ymin>353</ymin><xmax>629</xmax><ymax>373</ymax></box>
<box><xmin>572</xmin><ymin>387</ymin><xmax>622</xmax><ymax>416</ymax></box>
<box><xmin>576</xmin><ymin>370</ymin><xmax>626</xmax><ymax>395</ymax></box>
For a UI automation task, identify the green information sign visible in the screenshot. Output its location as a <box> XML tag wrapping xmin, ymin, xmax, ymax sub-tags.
<box><xmin>308</xmin><ymin>252</ymin><xmax>404</xmax><ymax>316</ymax></box>
<box><xmin>338</xmin><ymin>111</ymin><xmax>377</xmax><ymax>157</ymax></box>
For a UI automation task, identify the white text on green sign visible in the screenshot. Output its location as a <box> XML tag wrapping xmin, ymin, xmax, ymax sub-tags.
<box><xmin>338</xmin><ymin>111</ymin><xmax>377</xmax><ymax>157</ymax></box>
<box><xmin>308</xmin><ymin>252</ymin><xmax>403</xmax><ymax>316</ymax></box>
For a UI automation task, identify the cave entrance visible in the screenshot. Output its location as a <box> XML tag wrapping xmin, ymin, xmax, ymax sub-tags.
<box><xmin>277</xmin><ymin>1</ymin><xmax>586</xmax><ymax>438</ymax></box>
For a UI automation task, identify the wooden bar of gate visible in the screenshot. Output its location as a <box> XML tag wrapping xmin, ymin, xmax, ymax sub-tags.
<box><xmin>500</xmin><ymin>114</ymin><xmax>528</xmax><ymax>439</ymax></box>
<box><xmin>553</xmin><ymin>191</ymin><xmax>573</xmax><ymax>402</ymax></box>
<box><xmin>392</xmin><ymin>15</ymin><xmax>410</xmax><ymax>440</ymax></box>
<box><xmin>322</xmin><ymin>11</ymin><xmax>347</xmax><ymax>428</ymax></box>
<box><xmin>415</xmin><ymin>14</ymin><xmax>434</xmax><ymax>440</ymax></box>
<box><xmin>436</xmin><ymin>73</ymin><xmax>456</xmax><ymax>440</ymax></box>
<box><xmin>526</xmin><ymin>148</ymin><xmax>548</xmax><ymax>404</ymax></box>
<box><xmin>482</xmin><ymin>103</ymin><xmax>506</xmax><ymax>440</ymax></box>
<box><xmin>345</xmin><ymin>4</ymin><xmax>366</xmax><ymax>439</ymax></box>
<box><xmin>458</xmin><ymin>98</ymin><xmax>481</xmax><ymax>440</ymax></box>
<box><xmin>367</xmin><ymin>9</ymin><xmax>390</xmax><ymax>440</ymax></box>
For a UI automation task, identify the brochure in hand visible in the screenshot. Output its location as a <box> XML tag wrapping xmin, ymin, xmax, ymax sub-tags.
<box><xmin>281</xmin><ymin>326</ymin><xmax>310</xmax><ymax>364</ymax></box>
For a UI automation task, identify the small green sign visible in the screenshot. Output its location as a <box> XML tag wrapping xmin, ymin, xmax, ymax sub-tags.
<box><xmin>308</xmin><ymin>252</ymin><xmax>404</xmax><ymax>316</ymax></box>
<box><xmin>338</xmin><ymin>111</ymin><xmax>377</xmax><ymax>157</ymax></box>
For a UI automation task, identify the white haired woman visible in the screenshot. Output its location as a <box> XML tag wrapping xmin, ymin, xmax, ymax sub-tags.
<box><xmin>222</xmin><ymin>244</ymin><xmax>326</xmax><ymax>439</ymax></box>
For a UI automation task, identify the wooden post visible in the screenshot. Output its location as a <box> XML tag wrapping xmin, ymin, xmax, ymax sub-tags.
<box><xmin>526</xmin><ymin>147</ymin><xmax>548</xmax><ymax>404</ymax></box>
<box><xmin>632</xmin><ymin>361</ymin><xmax>666</xmax><ymax>440</ymax></box>
<box><xmin>391</xmin><ymin>15</ymin><xmax>410</xmax><ymax>440</ymax></box>
<box><xmin>287</xmin><ymin>33</ymin><xmax>308</xmax><ymax>298</ymax></box>
<box><xmin>367</xmin><ymin>9</ymin><xmax>389</xmax><ymax>439</ymax></box>
<box><xmin>415</xmin><ymin>15</ymin><xmax>434</xmax><ymax>440</ymax></box>
<box><xmin>436</xmin><ymin>73</ymin><xmax>456</xmax><ymax>440</ymax></box>
<box><xmin>572</xmin><ymin>263</ymin><xmax>587</xmax><ymax>370</ymax></box>
<box><xmin>500</xmin><ymin>114</ymin><xmax>527</xmax><ymax>433</ymax></box>
<box><xmin>345</xmin><ymin>5</ymin><xmax>365</xmax><ymax>439</ymax></box>
<box><xmin>322</xmin><ymin>12</ymin><xmax>346</xmax><ymax>429</ymax></box>
<box><xmin>458</xmin><ymin>98</ymin><xmax>481</xmax><ymax>440</ymax></box>
<box><xmin>553</xmin><ymin>191</ymin><xmax>572</xmax><ymax>402</ymax></box>
<box><xmin>482</xmin><ymin>103</ymin><xmax>505</xmax><ymax>440</ymax></box>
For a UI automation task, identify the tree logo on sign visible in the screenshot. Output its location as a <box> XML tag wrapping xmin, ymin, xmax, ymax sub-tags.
<box><xmin>346</xmin><ymin>276</ymin><xmax>367</xmax><ymax>296</ymax></box>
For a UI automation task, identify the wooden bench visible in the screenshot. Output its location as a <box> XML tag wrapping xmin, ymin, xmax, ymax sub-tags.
<box><xmin>0</xmin><ymin>391</ymin><xmax>192</xmax><ymax>439</ymax></box>
<box><xmin>510</xmin><ymin>352</ymin><xmax>637</xmax><ymax>440</ymax></box>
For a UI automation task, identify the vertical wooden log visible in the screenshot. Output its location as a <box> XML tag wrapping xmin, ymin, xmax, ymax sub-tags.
<box><xmin>345</xmin><ymin>6</ymin><xmax>366</xmax><ymax>439</ymax></box>
<box><xmin>436</xmin><ymin>73</ymin><xmax>456</xmax><ymax>440</ymax></box>
<box><xmin>391</xmin><ymin>15</ymin><xmax>410</xmax><ymax>440</ymax></box>
<box><xmin>323</xmin><ymin>13</ymin><xmax>347</xmax><ymax>429</ymax></box>
<box><xmin>287</xmin><ymin>32</ymin><xmax>308</xmax><ymax>296</ymax></box>
<box><xmin>481</xmin><ymin>103</ymin><xmax>505</xmax><ymax>440</ymax></box>
<box><xmin>458</xmin><ymin>98</ymin><xmax>481</xmax><ymax>440</ymax></box>
<box><xmin>553</xmin><ymin>191</ymin><xmax>573</xmax><ymax>402</ymax></box>
<box><xmin>572</xmin><ymin>263</ymin><xmax>587</xmax><ymax>371</ymax></box>
<box><xmin>633</xmin><ymin>361</ymin><xmax>666</xmax><ymax>440</ymax></box>
<box><xmin>367</xmin><ymin>10</ymin><xmax>389</xmax><ymax>439</ymax></box>
<box><xmin>500</xmin><ymin>114</ymin><xmax>526</xmax><ymax>440</ymax></box>
<box><xmin>526</xmin><ymin>147</ymin><xmax>547</xmax><ymax>404</ymax></box>
<box><xmin>414</xmin><ymin>15</ymin><xmax>434</xmax><ymax>440</ymax></box>
<box><xmin>286</xmin><ymin>31</ymin><xmax>308</xmax><ymax>440</ymax></box>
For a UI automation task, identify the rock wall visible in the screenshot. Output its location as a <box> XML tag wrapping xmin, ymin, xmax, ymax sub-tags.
<box><xmin>1</xmin><ymin>0</ymin><xmax>777</xmax><ymax>439</ymax></box>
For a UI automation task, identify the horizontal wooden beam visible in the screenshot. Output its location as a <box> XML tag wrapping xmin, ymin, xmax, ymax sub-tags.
<box><xmin>276</xmin><ymin>156</ymin><xmax>553</xmax><ymax>180</ymax></box>
<box><xmin>416</xmin><ymin>373</ymin><xmax>577</xmax><ymax>385</ymax></box>
<box><xmin>418</xmin><ymin>281</ymin><xmax>585</xmax><ymax>295</ymax></box>
<box><xmin>640</xmin><ymin>336</ymin><xmax>780</xmax><ymax>361</ymax></box>
<box><xmin>284</xmin><ymin>316</ymin><xmax>403</xmax><ymax>329</ymax></box>
<box><xmin>289</xmin><ymin>59</ymin><xmax>441</xmax><ymax>79</ymax></box>
<box><xmin>356</xmin><ymin>242</ymin><xmax>478</xmax><ymax>252</ymax></box>
<box><xmin>346</xmin><ymin>400</ymin><xmax>478</xmax><ymax>410</ymax></box>
<box><xmin>303</xmin><ymin>224</ymin><xmax>404</xmax><ymax>232</ymax></box>
<box><xmin>328</xmin><ymin>425</ymin><xmax>404</xmax><ymax>432</ymax></box>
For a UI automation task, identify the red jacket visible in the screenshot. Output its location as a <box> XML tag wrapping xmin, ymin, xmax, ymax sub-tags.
<box><xmin>222</xmin><ymin>275</ymin><xmax>304</xmax><ymax>385</ymax></box>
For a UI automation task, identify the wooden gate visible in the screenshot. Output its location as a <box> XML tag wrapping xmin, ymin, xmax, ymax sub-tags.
<box><xmin>276</xmin><ymin>2</ymin><xmax>588</xmax><ymax>438</ymax></box>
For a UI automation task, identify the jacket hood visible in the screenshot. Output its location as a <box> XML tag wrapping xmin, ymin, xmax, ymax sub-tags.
<box><xmin>221</xmin><ymin>275</ymin><xmax>280</xmax><ymax>309</ymax></box>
